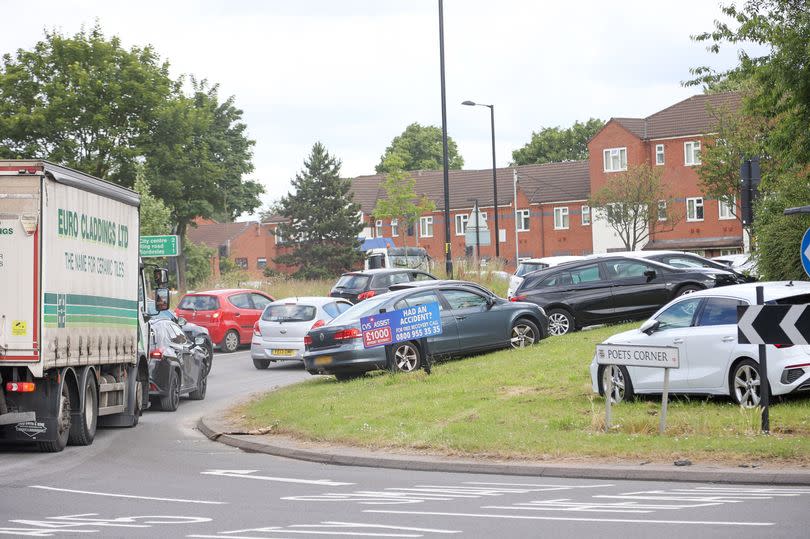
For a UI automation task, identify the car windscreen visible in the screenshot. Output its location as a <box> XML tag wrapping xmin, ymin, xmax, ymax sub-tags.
<box><xmin>262</xmin><ymin>304</ymin><xmax>317</xmax><ymax>322</ymax></box>
<box><xmin>516</xmin><ymin>262</ymin><xmax>547</xmax><ymax>277</ymax></box>
<box><xmin>328</xmin><ymin>295</ymin><xmax>390</xmax><ymax>325</ymax></box>
<box><xmin>178</xmin><ymin>295</ymin><xmax>219</xmax><ymax>310</ymax></box>
<box><xmin>334</xmin><ymin>274</ymin><xmax>370</xmax><ymax>290</ymax></box>
<box><xmin>773</xmin><ymin>293</ymin><xmax>810</xmax><ymax>305</ymax></box>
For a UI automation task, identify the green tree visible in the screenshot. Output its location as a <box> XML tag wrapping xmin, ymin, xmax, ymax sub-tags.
<box><xmin>132</xmin><ymin>168</ymin><xmax>171</xmax><ymax>237</ymax></box>
<box><xmin>589</xmin><ymin>164</ymin><xmax>677</xmax><ymax>251</ymax></box>
<box><xmin>0</xmin><ymin>25</ymin><xmax>173</xmax><ymax>184</ymax></box>
<box><xmin>511</xmin><ymin>119</ymin><xmax>604</xmax><ymax>165</ymax></box>
<box><xmin>274</xmin><ymin>142</ymin><xmax>363</xmax><ymax>279</ymax></box>
<box><xmin>376</xmin><ymin>123</ymin><xmax>464</xmax><ymax>173</ymax></box>
<box><xmin>689</xmin><ymin>0</ymin><xmax>810</xmax><ymax>279</ymax></box>
<box><xmin>373</xmin><ymin>155</ymin><xmax>436</xmax><ymax>247</ymax></box>
<box><xmin>182</xmin><ymin>239</ymin><xmax>215</xmax><ymax>290</ymax></box>
<box><xmin>145</xmin><ymin>80</ymin><xmax>263</xmax><ymax>289</ymax></box>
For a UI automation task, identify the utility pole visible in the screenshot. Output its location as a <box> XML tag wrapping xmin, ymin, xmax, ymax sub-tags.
<box><xmin>438</xmin><ymin>0</ymin><xmax>453</xmax><ymax>278</ymax></box>
<box><xmin>513</xmin><ymin>169</ymin><xmax>519</xmax><ymax>267</ymax></box>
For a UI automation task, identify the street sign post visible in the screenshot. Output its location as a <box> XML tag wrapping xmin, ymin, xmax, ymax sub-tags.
<box><xmin>140</xmin><ymin>235</ymin><xmax>179</xmax><ymax>257</ymax></box>
<box><xmin>736</xmin><ymin>286</ymin><xmax>775</xmax><ymax>432</ymax></box>
<box><xmin>360</xmin><ymin>302</ymin><xmax>443</xmax><ymax>349</ymax></box>
<box><xmin>595</xmin><ymin>343</ymin><xmax>680</xmax><ymax>433</ymax></box>
<box><xmin>801</xmin><ymin>227</ymin><xmax>810</xmax><ymax>278</ymax></box>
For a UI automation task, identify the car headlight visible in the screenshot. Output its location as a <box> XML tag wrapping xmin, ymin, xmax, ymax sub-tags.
<box><xmin>195</xmin><ymin>336</ymin><xmax>206</xmax><ymax>345</ymax></box>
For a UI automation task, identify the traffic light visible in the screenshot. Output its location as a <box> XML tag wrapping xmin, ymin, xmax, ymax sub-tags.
<box><xmin>740</xmin><ymin>157</ymin><xmax>761</xmax><ymax>226</ymax></box>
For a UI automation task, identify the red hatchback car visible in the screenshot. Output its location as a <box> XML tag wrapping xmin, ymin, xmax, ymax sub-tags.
<box><xmin>175</xmin><ymin>289</ymin><xmax>274</xmax><ymax>353</ymax></box>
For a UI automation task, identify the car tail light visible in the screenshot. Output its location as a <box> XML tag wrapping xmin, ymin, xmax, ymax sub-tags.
<box><xmin>6</xmin><ymin>382</ymin><xmax>35</xmax><ymax>392</ymax></box>
<box><xmin>357</xmin><ymin>290</ymin><xmax>376</xmax><ymax>301</ymax></box>
<box><xmin>775</xmin><ymin>343</ymin><xmax>794</xmax><ymax>349</ymax></box>
<box><xmin>510</xmin><ymin>295</ymin><xmax>527</xmax><ymax>302</ymax></box>
<box><xmin>304</xmin><ymin>334</ymin><xmax>313</xmax><ymax>346</ymax></box>
<box><xmin>150</xmin><ymin>348</ymin><xmax>164</xmax><ymax>359</ymax></box>
<box><xmin>311</xmin><ymin>319</ymin><xmax>325</xmax><ymax>330</ymax></box>
<box><xmin>334</xmin><ymin>328</ymin><xmax>362</xmax><ymax>340</ymax></box>
<box><xmin>253</xmin><ymin>322</ymin><xmax>261</xmax><ymax>336</ymax></box>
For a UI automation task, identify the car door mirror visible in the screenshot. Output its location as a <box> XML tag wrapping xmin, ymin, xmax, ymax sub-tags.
<box><xmin>643</xmin><ymin>269</ymin><xmax>657</xmax><ymax>281</ymax></box>
<box><xmin>485</xmin><ymin>296</ymin><xmax>496</xmax><ymax>309</ymax></box>
<box><xmin>640</xmin><ymin>318</ymin><xmax>660</xmax><ymax>335</ymax></box>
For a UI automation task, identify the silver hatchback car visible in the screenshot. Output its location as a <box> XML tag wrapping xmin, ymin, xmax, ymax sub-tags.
<box><xmin>251</xmin><ymin>297</ymin><xmax>353</xmax><ymax>369</ymax></box>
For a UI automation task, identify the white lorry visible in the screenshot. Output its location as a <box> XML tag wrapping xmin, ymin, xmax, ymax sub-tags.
<box><xmin>0</xmin><ymin>160</ymin><xmax>168</xmax><ymax>451</ymax></box>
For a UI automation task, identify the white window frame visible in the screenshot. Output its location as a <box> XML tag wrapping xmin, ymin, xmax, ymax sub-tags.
<box><xmin>516</xmin><ymin>209</ymin><xmax>530</xmax><ymax>232</ymax></box>
<box><xmin>686</xmin><ymin>197</ymin><xmax>704</xmax><ymax>222</ymax></box>
<box><xmin>655</xmin><ymin>144</ymin><xmax>665</xmax><ymax>165</ymax></box>
<box><xmin>391</xmin><ymin>218</ymin><xmax>399</xmax><ymax>237</ymax></box>
<box><xmin>274</xmin><ymin>227</ymin><xmax>284</xmax><ymax>244</ymax></box>
<box><xmin>657</xmin><ymin>200</ymin><xmax>667</xmax><ymax>221</ymax></box>
<box><xmin>718</xmin><ymin>196</ymin><xmax>736</xmax><ymax>220</ymax></box>
<box><xmin>603</xmin><ymin>147</ymin><xmax>627</xmax><ymax>172</ymax></box>
<box><xmin>257</xmin><ymin>257</ymin><xmax>267</xmax><ymax>269</ymax></box>
<box><xmin>375</xmin><ymin>219</ymin><xmax>383</xmax><ymax>238</ymax></box>
<box><xmin>553</xmin><ymin>207</ymin><xmax>569</xmax><ymax>230</ymax></box>
<box><xmin>455</xmin><ymin>213</ymin><xmax>468</xmax><ymax>236</ymax></box>
<box><xmin>684</xmin><ymin>141</ymin><xmax>701</xmax><ymax>166</ymax></box>
<box><xmin>420</xmin><ymin>216</ymin><xmax>434</xmax><ymax>238</ymax></box>
<box><xmin>581</xmin><ymin>205</ymin><xmax>591</xmax><ymax>226</ymax></box>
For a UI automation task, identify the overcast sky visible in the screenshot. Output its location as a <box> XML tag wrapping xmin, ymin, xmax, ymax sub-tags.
<box><xmin>0</xmin><ymin>1</ymin><xmax>748</xmax><ymax>216</ymax></box>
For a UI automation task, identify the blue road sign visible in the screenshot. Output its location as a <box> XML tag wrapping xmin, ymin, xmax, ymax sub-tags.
<box><xmin>802</xmin><ymin>227</ymin><xmax>810</xmax><ymax>278</ymax></box>
<box><xmin>360</xmin><ymin>302</ymin><xmax>443</xmax><ymax>348</ymax></box>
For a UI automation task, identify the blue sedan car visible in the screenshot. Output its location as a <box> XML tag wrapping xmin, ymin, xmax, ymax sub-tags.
<box><xmin>303</xmin><ymin>281</ymin><xmax>547</xmax><ymax>380</ymax></box>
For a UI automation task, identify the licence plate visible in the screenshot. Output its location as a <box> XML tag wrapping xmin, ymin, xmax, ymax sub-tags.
<box><xmin>271</xmin><ymin>349</ymin><xmax>295</xmax><ymax>357</ymax></box>
<box><xmin>314</xmin><ymin>355</ymin><xmax>333</xmax><ymax>366</ymax></box>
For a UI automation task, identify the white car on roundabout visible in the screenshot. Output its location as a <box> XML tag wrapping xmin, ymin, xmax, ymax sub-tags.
<box><xmin>590</xmin><ymin>281</ymin><xmax>810</xmax><ymax>408</ymax></box>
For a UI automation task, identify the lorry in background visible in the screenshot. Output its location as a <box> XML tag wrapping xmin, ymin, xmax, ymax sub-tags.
<box><xmin>0</xmin><ymin>160</ymin><xmax>168</xmax><ymax>451</ymax></box>
<box><xmin>364</xmin><ymin>245</ymin><xmax>431</xmax><ymax>272</ymax></box>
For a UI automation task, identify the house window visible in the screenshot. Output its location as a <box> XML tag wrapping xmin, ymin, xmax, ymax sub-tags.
<box><xmin>684</xmin><ymin>141</ymin><xmax>701</xmax><ymax>166</ymax></box>
<box><xmin>375</xmin><ymin>219</ymin><xmax>383</xmax><ymax>237</ymax></box>
<box><xmin>553</xmin><ymin>207</ymin><xmax>569</xmax><ymax>230</ymax></box>
<box><xmin>235</xmin><ymin>257</ymin><xmax>248</xmax><ymax>269</ymax></box>
<box><xmin>274</xmin><ymin>227</ymin><xmax>284</xmax><ymax>244</ymax></box>
<box><xmin>603</xmin><ymin>147</ymin><xmax>627</xmax><ymax>172</ymax></box>
<box><xmin>657</xmin><ymin>200</ymin><xmax>667</xmax><ymax>221</ymax></box>
<box><xmin>687</xmin><ymin>197</ymin><xmax>704</xmax><ymax>221</ymax></box>
<box><xmin>391</xmin><ymin>218</ymin><xmax>399</xmax><ymax>237</ymax></box>
<box><xmin>719</xmin><ymin>196</ymin><xmax>736</xmax><ymax>220</ymax></box>
<box><xmin>420</xmin><ymin>216</ymin><xmax>433</xmax><ymax>237</ymax></box>
<box><xmin>655</xmin><ymin>144</ymin><xmax>665</xmax><ymax>165</ymax></box>
<box><xmin>581</xmin><ymin>205</ymin><xmax>591</xmax><ymax>226</ymax></box>
<box><xmin>455</xmin><ymin>214</ymin><xmax>468</xmax><ymax>236</ymax></box>
<box><xmin>257</xmin><ymin>258</ymin><xmax>267</xmax><ymax>269</ymax></box>
<box><xmin>516</xmin><ymin>209</ymin><xmax>530</xmax><ymax>232</ymax></box>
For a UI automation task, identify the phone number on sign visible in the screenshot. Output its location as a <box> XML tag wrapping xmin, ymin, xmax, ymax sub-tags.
<box><xmin>395</xmin><ymin>325</ymin><xmax>440</xmax><ymax>341</ymax></box>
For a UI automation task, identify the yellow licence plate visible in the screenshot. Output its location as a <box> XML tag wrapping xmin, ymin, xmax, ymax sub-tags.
<box><xmin>271</xmin><ymin>349</ymin><xmax>295</xmax><ymax>357</ymax></box>
<box><xmin>314</xmin><ymin>355</ymin><xmax>333</xmax><ymax>366</ymax></box>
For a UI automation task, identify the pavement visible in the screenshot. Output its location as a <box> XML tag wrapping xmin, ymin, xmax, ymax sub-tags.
<box><xmin>198</xmin><ymin>411</ymin><xmax>810</xmax><ymax>486</ymax></box>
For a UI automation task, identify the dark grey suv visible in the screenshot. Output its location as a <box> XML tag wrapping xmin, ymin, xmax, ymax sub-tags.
<box><xmin>329</xmin><ymin>268</ymin><xmax>437</xmax><ymax>303</ymax></box>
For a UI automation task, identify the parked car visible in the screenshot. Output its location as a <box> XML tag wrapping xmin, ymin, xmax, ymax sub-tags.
<box><xmin>511</xmin><ymin>256</ymin><xmax>737</xmax><ymax>336</ymax></box>
<box><xmin>147</xmin><ymin>318</ymin><xmax>209</xmax><ymax>411</ymax></box>
<box><xmin>507</xmin><ymin>256</ymin><xmax>585</xmax><ymax>298</ymax></box>
<box><xmin>251</xmin><ymin>297</ymin><xmax>354</xmax><ymax>369</ymax></box>
<box><xmin>175</xmin><ymin>289</ymin><xmax>274</xmax><ymax>353</ymax></box>
<box><xmin>590</xmin><ymin>281</ymin><xmax>810</xmax><ymax>407</ymax></box>
<box><xmin>594</xmin><ymin>250</ymin><xmax>754</xmax><ymax>283</ymax></box>
<box><xmin>329</xmin><ymin>268</ymin><xmax>437</xmax><ymax>303</ymax></box>
<box><xmin>148</xmin><ymin>300</ymin><xmax>214</xmax><ymax>375</ymax></box>
<box><xmin>712</xmin><ymin>253</ymin><xmax>759</xmax><ymax>279</ymax></box>
<box><xmin>305</xmin><ymin>281</ymin><xmax>548</xmax><ymax>380</ymax></box>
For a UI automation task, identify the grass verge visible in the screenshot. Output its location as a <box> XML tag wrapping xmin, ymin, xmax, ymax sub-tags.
<box><xmin>237</xmin><ymin>322</ymin><xmax>810</xmax><ymax>464</ymax></box>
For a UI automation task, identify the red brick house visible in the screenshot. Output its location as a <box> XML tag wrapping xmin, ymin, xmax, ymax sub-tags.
<box><xmin>187</xmin><ymin>221</ymin><xmax>273</xmax><ymax>279</ymax></box>
<box><xmin>587</xmin><ymin>92</ymin><xmax>744</xmax><ymax>257</ymax></box>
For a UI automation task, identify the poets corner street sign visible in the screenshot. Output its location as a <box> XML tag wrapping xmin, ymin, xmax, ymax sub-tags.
<box><xmin>360</xmin><ymin>302</ymin><xmax>442</xmax><ymax>349</ymax></box>
<box><xmin>738</xmin><ymin>304</ymin><xmax>810</xmax><ymax>346</ymax></box>
<box><xmin>140</xmin><ymin>235</ymin><xmax>179</xmax><ymax>257</ymax></box>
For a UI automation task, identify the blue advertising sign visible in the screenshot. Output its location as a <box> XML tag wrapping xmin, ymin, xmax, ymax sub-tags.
<box><xmin>801</xmin><ymin>226</ymin><xmax>810</xmax><ymax>279</ymax></box>
<box><xmin>360</xmin><ymin>302</ymin><xmax>443</xmax><ymax>349</ymax></box>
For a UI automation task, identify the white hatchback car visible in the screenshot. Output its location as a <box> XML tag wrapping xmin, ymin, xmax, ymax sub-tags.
<box><xmin>251</xmin><ymin>297</ymin><xmax>353</xmax><ymax>369</ymax></box>
<box><xmin>590</xmin><ymin>282</ymin><xmax>810</xmax><ymax>407</ymax></box>
<box><xmin>507</xmin><ymin>256</ymin><xmax>584</xmax><ymax>299</ymax></box>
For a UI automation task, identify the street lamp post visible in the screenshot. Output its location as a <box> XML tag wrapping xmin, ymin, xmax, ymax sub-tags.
<box><xmin>462</xmin><ymin>100</ymin><xmax>499</xmax><ymax>259</ymax></box>
<box><xmin>513</xmin><ymin>169</ymin><xmax>519</xmax><ymax>266</ymax></box>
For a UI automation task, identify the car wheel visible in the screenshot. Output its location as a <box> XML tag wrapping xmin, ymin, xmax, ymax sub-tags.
<box><xmin>677</xmin><ymin>285</ymin><xmax>702</xmax><ymax>296</ymax></box>
<box><xmin>729</xmin><ymin>359</ymin><xmax>761</xmax><ymax>408</ymax></box>
<box><xmin>221</xmin><ymin>330</ymin><xmax>239</xmax><ymax>353</ymax></box>
<box><xmin>159</xmin><ymin>370</ymin><xmax>181</xmax><ymax>412</ymax></box>
<box><xmin>510</xmin><ymin>318</ymin><xmax>539</xmax><ymax>348</ymax></box>
<box><xmin>201</xmin><ymin>341</ymin><xmax>214</xmax><ymax>375</ymax></box>
<box><xmin>547</xmin><ymin>309</ymin><xmax>574</xmax><ymax>336</ymax></box>
<box><xmin>391</xmin><ymin>342</ymin><xmax>421</xmax><ymax>373</ymax></box>
<box><xmin>598</xmin><ymin>364</ymin><xmax>634</xmax><ymax>403</ymax></box>
<box><xmin>253</xmin><ymin>358</ymin><xmax>270</xmax><ymax>370</ymax></box>
<box><xmin>188</xmin><ymin>374</ymin><xmax>207</xmax><ymax>400</ymax></box>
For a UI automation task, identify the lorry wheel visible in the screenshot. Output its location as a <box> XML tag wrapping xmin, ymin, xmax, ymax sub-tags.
<box><xmin>159</xmin><ymin>370</ymin><xmax>181</xmax><ymax>412</ymax></box>
<box><xmin>68</xmin><ymin>376</ymin><xmax>98</xmax><ymax>446</ymax></box>
<box><xmin>221</xmin><ymin>330</ymin><xmax>240</xmax><ymax>353</ymax></box>
<box><xmin>38</xmin><ymin>384</ymin><xmax>71</xmax><ymax>452</ymax></box>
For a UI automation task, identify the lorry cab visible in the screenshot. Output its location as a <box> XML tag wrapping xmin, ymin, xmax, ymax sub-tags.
<box><xmin>364</xmin><ymin>246</ymin><xmax>431</xmax><ymax>272</ymax></box>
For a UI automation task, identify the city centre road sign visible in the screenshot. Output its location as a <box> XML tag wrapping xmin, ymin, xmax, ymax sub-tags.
<box><xmin>801</xmin><ymin>227</ymin><xmax>810</xmax><ymax>278</ymax></box>
<box><xmin>360</xmin><ymin>302</ymin><xmax>442</xmax><ymax>348</ymax></box>
<box><xmin>140</xmin><ymin>235</ymin><xmax>179</xmax><ymax>257</ymax></box>
<box><xmin>738</xmin><ymin>304</ymin><xmax>810</xmax><ymax>346</ymax></box>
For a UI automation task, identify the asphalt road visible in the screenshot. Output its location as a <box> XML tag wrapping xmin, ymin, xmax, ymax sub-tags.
<box><xmin>1</xmin><ymin>349</ymin><xmax>809</xmax><ymax>538</ymax></box>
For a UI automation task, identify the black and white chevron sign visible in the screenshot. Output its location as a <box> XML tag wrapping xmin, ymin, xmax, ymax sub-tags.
<box><xmin>737</xmin><ymin>304</ymin><xmax>810</xmax><ymax>345</ymax></box>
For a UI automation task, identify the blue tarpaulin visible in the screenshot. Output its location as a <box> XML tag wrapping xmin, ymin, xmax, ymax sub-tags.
<box><xmin>359</xmin><ymin>237</ymin><xmax>395</xmax><ymax>251</ymax></box>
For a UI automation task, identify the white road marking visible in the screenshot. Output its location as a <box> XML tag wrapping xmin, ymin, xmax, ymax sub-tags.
<box><xmin>29</xmin><ymin>486</ymin><xmax>226</xmax><ymax>505</ymax></box>
<box><xmin>363</xmin><ymin>510</ymin><xmax>773</xmax><ymax>526</ymax></box>
<box><xmin>201</xmin><ymin>470</ymin><xmax>353</xmax><ymax>486</ymax></box>
<box><xmin>203</xmin><ymin>522</ymin><xmax>461</xmax><ymax>538</ymax></box>
<box><xmin>465</xmin><ymin>482</ymin><xmax>613</xmax><ymax>489</ymax></box>
<box><xmin>483</xmin><ymin>498</ymin><xmax>722</xmax><ymax>513</ymax></box>
<box><xmin>0</xmin><ymin>528</ymin><xmax>96</xmax><ymax>537</ymax></box>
